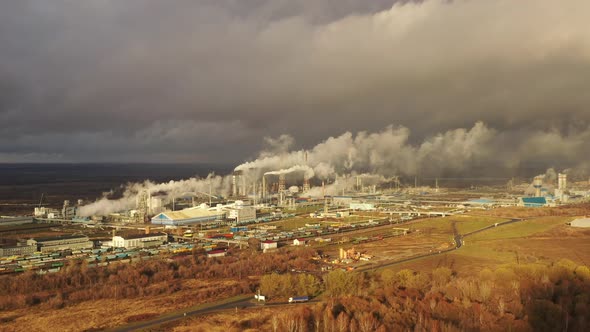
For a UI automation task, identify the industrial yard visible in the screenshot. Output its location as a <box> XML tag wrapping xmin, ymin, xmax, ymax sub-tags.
<box><xmin>1</xmin><ymin>164</ymin><xmax>590</xmax><ymax>331</ymax></box>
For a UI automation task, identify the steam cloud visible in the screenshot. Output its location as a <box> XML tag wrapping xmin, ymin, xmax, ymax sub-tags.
<box><xmin>1</xmin><ymin>1</ymin><xmax>590</xmax><ymax>163</ymax></box>
<box><xmin>79</xmin><ymin>122</ymin><xmax>590</xmax><ymax>215</ymax></box>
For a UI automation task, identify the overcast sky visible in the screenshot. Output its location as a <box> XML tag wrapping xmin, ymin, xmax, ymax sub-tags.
<box><xmin>1</xmin><ymin>0</ymin><xmax>589</xmax><ymax>170</ymax></box>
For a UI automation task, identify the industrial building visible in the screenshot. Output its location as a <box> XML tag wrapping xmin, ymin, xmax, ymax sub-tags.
<box><xmin>151</xmin><ymin>207</ymin><xmax>226</xmax><ymax>226</ymax></box>
<box><xmin>0</xmin><ymin>216</ymin><xmax>34</xmax><ymax>226</ymax></box>
<box><xmin>226</xmin><ymin>206</ymin><xmax>256</xmax><ymax>224</ymax></box>
<box><xmin>293</xmin><ymin>238</ymin><xmax>307</xmax><ymax>246</ymax></box>
<box><xmin>261</xmin><ymin>240</ymin><xmax>277</xmax><ymax>251</ymax></box>
<box><xmin>0</xmin><ymin>243</ymin><xmax>36</xmax><ymax>257</ymax></box>
<box><xmin>27</xmin><ymin>235</ymin><xmax>93</xmax><ymax>252</ymax></box>
<box><xmin>112</xmin><ymin>233</ymin><xmax>167</xmax><ymax>249</ymax></box>
<box><xmin>519</xmin><ymin>197</ymin><xmax>548</xmax><ymax>207</ymax></box>
<box><xmin>207</xmin><ymin>249</ymin><xmax>227</xmax><ymax>258</ymax></box>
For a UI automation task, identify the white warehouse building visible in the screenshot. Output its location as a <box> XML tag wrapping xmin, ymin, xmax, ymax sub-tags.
<box><xmin>226</xmin><ymin>206</ymin><xmax>256</xmax><ymax>224</ymax></box>
<box><xmin>112</xmin><ymin>233</ymin><xmax>167</xmax><ymax>249</ymax></box>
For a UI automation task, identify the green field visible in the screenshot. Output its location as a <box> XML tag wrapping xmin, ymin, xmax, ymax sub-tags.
<box><xmin>453</xmin><ymin>215</ymin><xmax>508</xmax><ymax>234</ymax></box>
<box><xmin>467</xmin><ymin>216</ymin><xmax>571</xmax><ymax>241</ymax></box>
<box><xmin>293</xmin><ymin>204</ymin><xmax>323</xmax><ymax>215</ymax></box>
<box><xmin>408</xmin><ymin>217</ymin><xmax>453</xmax><ymax>233</ymax></box>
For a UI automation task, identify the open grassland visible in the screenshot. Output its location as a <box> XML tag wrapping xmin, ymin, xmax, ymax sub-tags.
<box><xmin>452</xmin><ymin>214</ymin><xmax>510</xmax><ymax>234</ymax></box>
<box><xmin>467</xmin><ymin>216</ymin><xmax>572</xmax><ymax>241</ymax></box>
<box><xmin>383</xmin><ymin>213</ymin><xmax>590</xmax><ymax>277</ymax></box>
<box><xmin>406</xmin><ymin>216</ymin><xmax>453</xmax><ymax>233</ymax></box>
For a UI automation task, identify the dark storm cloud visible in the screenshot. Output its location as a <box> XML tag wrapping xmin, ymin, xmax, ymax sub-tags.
<box><xmin>0</xmin><ymin>0</ymin><xmax>589</xmax><ymax>172</ymax></box>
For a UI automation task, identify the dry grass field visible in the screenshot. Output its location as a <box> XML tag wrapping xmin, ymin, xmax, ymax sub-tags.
<box><xmin>0</xmin><ymin>279</ymin><xmax>241</xmax><ymax>332</ymax></box>
<box><xmin>374</xmin><ymin>207</ymin><xmax>590</xmax><ymax>277</ymax></box>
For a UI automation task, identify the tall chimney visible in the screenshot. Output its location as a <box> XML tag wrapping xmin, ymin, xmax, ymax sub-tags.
<box><xmin>279</xmin><ymin>174</ymin><xmax>286</xmax><ymax>192</ymax></box>
<box><xmin>558</xmin><ymin>173</ymin><xmax>567</xmax><ymax>190</ymax></box>
<box><xmin>303</xmin><ymin>151</ymin><xmax>310</xmax><ymax>192</ymax></box>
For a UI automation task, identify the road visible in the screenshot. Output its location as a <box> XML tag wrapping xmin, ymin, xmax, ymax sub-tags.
<box><xmin>106</xmin><ymin>296</ymin><xmax>320</xmax><ymax>332</ymax></box>
<box><xmin>106</xmin><ymin>296</ymin><xmax>254</xmax><ymax>332</ymax></box>
<box><xmin>108</xmin><ymin>217</ymin><xmax>524</xmax><ymax>331</ymax></box>
<box><xmin>356</xmin><ymin>217</ymin><xmax>523</xmax><ymax>272</ymax></box>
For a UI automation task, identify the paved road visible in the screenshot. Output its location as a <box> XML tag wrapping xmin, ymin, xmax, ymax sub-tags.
<box><xmin>106</xmin><ymin>296</ymin><xmax>320</xmax><ymax>332</ymax></box>
<box><xmin>106</xmin><ymin>296</ymin><xmax>254</xmax><ymax>332</ymax></box>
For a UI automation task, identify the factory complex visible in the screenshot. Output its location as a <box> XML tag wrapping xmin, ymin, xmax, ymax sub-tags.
<box><xmin>2</xmin><ymin>166</ymin><xmax>590</xmax><ymax>279</ymax></box>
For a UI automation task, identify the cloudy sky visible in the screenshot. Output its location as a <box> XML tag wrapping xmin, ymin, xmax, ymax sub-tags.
<box><xmin>1</xmin><ymin>0</ymin><xmax>589</xmax><ymax>172</ymax></box>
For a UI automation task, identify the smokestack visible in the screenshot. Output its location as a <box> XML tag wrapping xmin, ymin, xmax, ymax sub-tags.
<box><xmin>303</xmin><ymin>151</ymin><xmax>310</xmax><ymax>192</ymax></box>
<box><xmin>303</xmin><ymin>178</ymin><xmax>310</xmax><ymax>192</ymax></box>
<box><xmin>279</xmin><ymin>174</ymin><xmax>286</xmax><ymax>192</ymax></box>
<box><xmin>558</xmin><ymin>173</ymin><xmax>567</xmax><ymax>190</ymax></box>
<box><xmin>232</xmin><ymin>174</ymin><xmax>237</xmax><ymax>196</ymax></box>
<box><xmin>262</xmin><ymin>175</ymin><xmax>266</xmax><ymax>199</ymax></box>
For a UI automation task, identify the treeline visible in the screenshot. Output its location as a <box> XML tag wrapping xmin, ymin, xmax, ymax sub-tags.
<box><xmin>234</xmin><ymin>259</ymin><xmax>590</xmax><ymax>332</ymax></box>
<box><xmin>260</xmin><ymin>273</ymin><xmax>321</xmax><ymax>298</ymax></box>
<box><xmin>0</xmin><ymin>247</ymin><xmax>319</xmax><ymax>310</ymax></box>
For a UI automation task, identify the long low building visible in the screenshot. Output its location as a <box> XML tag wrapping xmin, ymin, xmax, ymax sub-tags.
<box><xmin>112</xmin><ymin>233</ymin><xmax>167</xmax><ymax>248</ymax></box>
<box><xmin>27</xmin><ymin>234</ymin><xmax>93</xmax><ymax>252</ymax></box>
<box><xmin>0</xmin><ymin>244</ymin><xmax>36</xmax><ymax>257</ymax></box>
<box><xmin>151</xmin><ymin>207</ymin><xmax>226</xmax><ymax>226</ymax></box>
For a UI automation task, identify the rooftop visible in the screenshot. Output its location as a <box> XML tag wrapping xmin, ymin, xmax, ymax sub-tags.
<box><xmin>522</xmin><ymin>197</ymin><xmax>547</xmax><ymax>205</ymax></box>
<box><xmin>153</xmin><ymin>208</ymin><xmax>225</xmax><ymax>221</ymax></box>
<box><xmin>32</xmin><ymin>234</ymin><xmax>89</xmax><ymax>242</ymax></box>
<box><xmin>115</xmin><ymin>232</ymin><xmax>167</xmax><ymax>240</ymax></box>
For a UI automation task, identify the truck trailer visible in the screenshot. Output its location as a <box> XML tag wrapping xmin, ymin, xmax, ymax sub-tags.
<box><xmin>288</xmin><ymin>296</ymin><xmax>309</xmax><ymax>303</ymax></box>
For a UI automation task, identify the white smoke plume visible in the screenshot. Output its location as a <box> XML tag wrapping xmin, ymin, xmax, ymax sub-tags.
<box><xmin>79</xmin><ymin>121</ymin><xmax>590</xmax><ymax>215</ymax></box>
<box><xmin>236</xmin><ymin>122</ymin><xmax>495</xmax><ymax>180</ymax></box>
<box><xmin>78</xmin><ymin>174</ymin><xmax>232</xmax><ymax>217</ymax></box>
<box><xmin>264</xmin><ymin>165</ymin><xmax>315</xmax><ymax>178</ymax></box>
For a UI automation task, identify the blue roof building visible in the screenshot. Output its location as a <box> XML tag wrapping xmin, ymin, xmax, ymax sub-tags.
<box><xmin>519</xmin><ymin>197</ymin><xmax>547</xmax><ymax>207</ymax></box>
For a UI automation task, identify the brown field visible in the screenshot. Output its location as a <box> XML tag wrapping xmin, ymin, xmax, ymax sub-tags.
<box><xmin>0</xmin><ymin>279</ymin><xmax>241</xmax><ymax>332</ymax></box>
<box><xmin>163</xmin><ymin>306</ymin><xmax>293</xmax><ymax>332</ymax></box>
<box><xmin>373</xmin><ymin>212</ymin><xmax>590</xmax><ymax>277</ymax></box>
